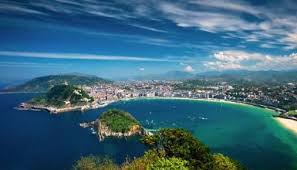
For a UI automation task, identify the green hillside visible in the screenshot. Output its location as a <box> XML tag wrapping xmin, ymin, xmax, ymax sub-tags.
<box><xmin>29</xmin><ymin>85</ymin><xmax>94</xmax><ymax>107</ymax></box>
<box><xmin>3</xmin><ymin>74</ymin><xmax>112</xmax><ymax>92</ymax></box>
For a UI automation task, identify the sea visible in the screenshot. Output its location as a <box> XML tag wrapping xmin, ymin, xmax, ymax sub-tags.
<box><xmin>0</xmin><ymin>94</ymin><xmax>296</xmax><ymax>170</ymax></box>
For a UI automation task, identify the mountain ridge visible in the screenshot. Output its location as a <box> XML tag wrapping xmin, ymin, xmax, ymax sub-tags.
<box><xmin>2</xmin><ymin>74</ymin><xmax>112</xmax><ymax>92</ymax></box>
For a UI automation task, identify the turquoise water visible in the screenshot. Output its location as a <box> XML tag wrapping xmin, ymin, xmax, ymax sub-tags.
<box><xmin>0</xmin><ymin>94</ymin><xmax>296</xmax><ymax>170</ymax></box>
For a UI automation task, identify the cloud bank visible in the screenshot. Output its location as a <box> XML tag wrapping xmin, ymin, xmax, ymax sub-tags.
<box><xmin>205</xmin><ymin>50</ymin><xmax>297</xmax><ymax>71</ymax></box>
<box><xmin>1</xmin><ymin>0</ymin><xmax>296</xmax><ymax>50</ymax></box>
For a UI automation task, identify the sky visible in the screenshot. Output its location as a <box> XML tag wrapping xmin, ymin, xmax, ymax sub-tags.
<box><xmin>0</xmin><ymin>0</ymin><xmax>297</xmax><ymax>81</ymax></box>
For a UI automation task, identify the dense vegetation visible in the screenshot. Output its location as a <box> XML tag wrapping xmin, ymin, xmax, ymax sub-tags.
<box><xmin>30</xmin><ymin>85</ymin><xmax>94</xmax><ymax>107</ymax></box>
<box><xmin>73</xmin><ymin>128</ymin><xmax>244</xmax><ymax>170</ymax></box>
<box><xmin>4</xmin><ymin>74</ymin><xmax>112</xmax><ymax>92</ymax></box>
<box><xmin>99</xmin><ymin>109</ymin><xmax>140</xmax><ymax>133</ymax></box>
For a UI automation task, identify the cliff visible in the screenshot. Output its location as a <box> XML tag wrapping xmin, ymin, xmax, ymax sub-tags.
<box><xmin>97</xmin><ymin>120</ymin><xmax>145</xmax><ymax>141</ymax></box>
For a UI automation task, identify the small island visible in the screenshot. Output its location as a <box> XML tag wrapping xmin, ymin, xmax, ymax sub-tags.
<box><xmin>18</xmin><ymin>84</ymin><xmax>96</xmax><ymax>113</ymax></box>
<box><xmin>80</xmin><ymin>109</ymin><xmax>149</xmax><ymax>141</ymax></box>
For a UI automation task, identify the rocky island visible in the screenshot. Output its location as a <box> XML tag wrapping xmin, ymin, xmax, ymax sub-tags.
<box><xmin>18</xmin><ymin>84</ymin><xmax>97</xmax><ymax>113</ymax></box>
<box><xmin>80</xmin><ymin>109</ymin><xmax>149</xmax><ymax>141</ymax></box>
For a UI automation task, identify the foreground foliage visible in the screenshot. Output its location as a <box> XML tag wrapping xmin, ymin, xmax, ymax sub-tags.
<box><xmin>142</xmin><ymin>128</ymin><xmax>213</xmax><ymax>169</ymax></box>
<box><xmin>73</xmin><ymin>155</ymin><xmax>118</xmax><ymax>170</ymax></box>
<box><xmin>149</xmin><ymin>157</ymin><xmax>189</xmax><ymax>170</ymax></box>
<box><xmin>73</xmin><ymin>128</ymin><xmax>244</xmax><ymax>170</ymax></box>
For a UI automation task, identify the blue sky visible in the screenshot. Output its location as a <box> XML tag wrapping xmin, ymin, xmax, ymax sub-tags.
<box><xmin>0</xmin><ymin>0</ymin><xmax>297</xmax><ymax>81</ymax></box>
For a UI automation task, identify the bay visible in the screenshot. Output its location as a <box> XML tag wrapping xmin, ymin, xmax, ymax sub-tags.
<box><xmin>0</xmin><ymin>94</ymin><xmax>296</xmax><ymax>170</ymax></box>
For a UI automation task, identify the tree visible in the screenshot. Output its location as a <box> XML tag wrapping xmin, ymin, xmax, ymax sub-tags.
<box><xmin>141</xmin><ymin>128</ymin><xmax>213</xmax><ymax>169</ymax></box>
<box><xmin>122</xmin><ymin>149</ymin><xmax>164</xmax><ymax>170</ymax></box>
<box><xmin>73</xmin><ymin>155</ymin><xmax>118</xmax><ymax>170</ymax></box>
<box><xmin>212</xmin><ymin>153</ymin><xmax>244</xmax><ymax>170</ymax></box>
<box><xmin>149</xmin><ymin>157</ymin><xmax>189</xmax><ymax>170</ymax></box>
<box><xmin>73</xmin><ymin>128</ymin><xmax>243</xmax><ymax>170</ymax></box>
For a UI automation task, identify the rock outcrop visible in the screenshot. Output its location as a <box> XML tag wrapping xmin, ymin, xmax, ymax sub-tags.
<box><xmin>97</xmin><ymin>120</ymin><xmax>145</xmax><ymax>141</ymax></box>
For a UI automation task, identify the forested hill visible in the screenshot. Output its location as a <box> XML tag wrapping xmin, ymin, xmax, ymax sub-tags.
<box><xmin>2</xmin><ymin>74</ymin><xmax>112</xmax><ymax>92</ymax></box>
<box><xmin>29</xmin><ymin>84</ymin><xmax>94</xmax><ymax>107</ymax></box>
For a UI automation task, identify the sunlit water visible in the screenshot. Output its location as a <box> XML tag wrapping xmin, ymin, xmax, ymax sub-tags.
<box><xmin>0</xmin><ymin>94</ymin><xmax>296</xmax><ymax>170</ymax></box>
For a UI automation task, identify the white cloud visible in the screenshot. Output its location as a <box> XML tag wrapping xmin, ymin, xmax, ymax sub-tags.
<box><xmin>184</xmin><ymin>65</ymin><xmax>194</xmax><ymax>72</ymax></box>
<box><xmin>189</xmin><ymin>0</ymin><xmax>260</xmax><ymax>16</ymax></box>
<box><xmin>158</xmin><ymin>2</ymin><xmax>258</xmax><ymax>33</ymax></box>
<box><xmin>0</xmin><ymin>51</ymin><xmax>178</xmax><ymax>62</ymax></box>
<box><xmin>0</xmin><ymin>4</ymin><xmax>46</xmax><ymax>15</ymax></box>
<box><xmin>204</xmin><ymin>50</ymin><xmax>297</xmax><ymax>71</ymax></box>
<box><xmin>156</xmin><ymin>1</ymin><xmax>297</xmax><ymax>50</ymax></box>
<box><xmin>139</xmin><ymin>67</ymin><xmax>145</xmax><ymax>71</ymax></box>
<box><xmin>0</xmin><ymin>61</ymin><xmax>70</xmax><ymax>68</ymax></box>
<box><xmin>259</xmin><ymin>43</ymin><xmax>276</xmax><ymax>49</ymax></box>
<box><xmin>128</xmin><ymin>23</ymin><xmax>168</xmax><ymax>33</ymax></box>
<box><xmin>1</xmin><ymin>0</ymin><xmax>297</xmax><ymax>50</ymax></box>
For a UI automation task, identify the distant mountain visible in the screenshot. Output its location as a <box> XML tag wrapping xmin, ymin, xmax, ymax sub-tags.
<box><xmin>2</xmin><ymin>74</ymin><xmax>112</xmax><ymax>92</ymax></box>
<box><xmin>195</xmin><ymin>70</ymin><xmax>297</xmax><ymax>84</ymax></box>
<box><xmin>134</xmin><ymin>71</ymin><xmax>195</xmax><ymax>80</ymax></box>
<box><xmin>132</xmin><ymin>70</ymin><xmax>297</xmax><ymax>83</ymax></box>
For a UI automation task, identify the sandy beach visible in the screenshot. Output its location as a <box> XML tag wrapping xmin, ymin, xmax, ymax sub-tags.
<box><xmin>275</xmin><ymin>117</ymin><xmax>297</xmax><ymax>135</ymax></box>
<box><xmin>121</xmin><ymin>96</ymin><xmax>254</xmax><ymax>107</ymax></box>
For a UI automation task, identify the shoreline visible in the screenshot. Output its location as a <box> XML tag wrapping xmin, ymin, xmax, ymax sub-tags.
<box><xmin>16</xmin><ymin>95</ymin><xmax>297</xmax><ymax>135</ymax></box>
<box><xmin>16</xmin><ymin>100</ymin><xmax>112</xmax><ymax>114</ymax></box>
<box><xmin>119</xmin><ymin>97</ymin><xmax>281</xmax><ymax>113</ymax></box>
<box><xmin>18</xmin><ymin>96</ymin><xmax>282</xmax><ymax>114</ymax></box>
<box><xmin>275</xmin><ymin>117</ymin><xmax>297</xmax><ymax>135</ymax></box>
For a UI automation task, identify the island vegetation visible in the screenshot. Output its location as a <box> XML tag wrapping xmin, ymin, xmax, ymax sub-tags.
<box><xmin>80</xmin><ymin>109</ymin><xmax>146</xmax><ymax>141</ymax></box>
<box><xmin>73</xmin><ymin>128</ymin><xmax>244</xmax><ymax>170</ymax></box>
<box><xmin>99</xmin><ymin>109</ymin><xmax>140</xmax><ymax>133</ymax></box>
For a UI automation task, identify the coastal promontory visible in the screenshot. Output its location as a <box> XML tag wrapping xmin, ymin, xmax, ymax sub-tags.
<box><xmin>18</xmin><ymin>84</ymin><xmax>95</xmax><ymax>113</ymax></box>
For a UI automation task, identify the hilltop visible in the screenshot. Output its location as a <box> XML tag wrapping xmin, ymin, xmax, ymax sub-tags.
<box><xmin>3</xmin><ymin>74</ymin><xmax>112</xmax><ymax>92</ymax></box>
